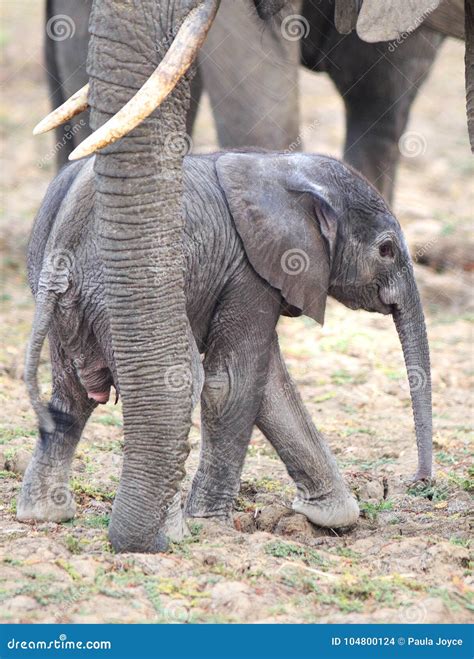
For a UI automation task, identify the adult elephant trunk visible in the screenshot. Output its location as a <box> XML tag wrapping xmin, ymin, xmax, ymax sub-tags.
<box><xmin>87</xmin><ymin>0</ymin><xmax>210</xmax><ymax>552</ymax></box>
<box><xmin>390</xmin><ymin>277</ymin><xmax>433</xmax><ymax>481</ymax></box>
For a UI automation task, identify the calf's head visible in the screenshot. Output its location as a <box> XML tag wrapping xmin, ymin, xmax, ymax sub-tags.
<box><xmin>216</xmin><ymin>152</ymin><xmax>432</xmax><ymax>481</ymax></box>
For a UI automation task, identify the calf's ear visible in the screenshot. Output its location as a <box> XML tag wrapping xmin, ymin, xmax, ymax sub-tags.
<box><xmin>215</xmin><ymin>153</ymin><xmax>338</xmax><ymax>325</ymax></box>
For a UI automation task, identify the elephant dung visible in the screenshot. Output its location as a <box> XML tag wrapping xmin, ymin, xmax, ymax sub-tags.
<box><xmin>275</xmin><ymin>513</ymin><xmax>329</xmax><ymax>542</ymax></box>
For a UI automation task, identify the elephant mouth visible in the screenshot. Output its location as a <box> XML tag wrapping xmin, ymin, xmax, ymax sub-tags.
<box><xmin>378</xmin><ymin>285</ymin><xmax>400</xmax><ymax>315</ymax></box>
<box><xmin>373</xmin><ymin>295</ymin><xmax>393</xmax><ymax>315</ymax></box>
<box><xmin>329</xmin><ymin>284</ymin><xmax>392</xmax><ymax>315</ymax></box>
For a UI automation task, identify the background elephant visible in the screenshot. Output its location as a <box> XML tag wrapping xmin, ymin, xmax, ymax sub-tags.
<box><xmin>44</xmin><ymin>0</ymin><xmax>466</xmax><ymax>205</ymax></box>
<box><xmin>20</xmin><ymin>151</ymin><xmax>433</xmax><ymax>540</ymax></box>
<box><xmin>44</xmin><ymin>0</ymin><xmax>301</xmax><ymax>167</ymax></box>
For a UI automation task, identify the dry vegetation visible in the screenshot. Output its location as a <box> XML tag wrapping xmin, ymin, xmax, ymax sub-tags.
<box><xmin>0</xmin><ymin>2</ymin><xmax>472</xmax><ymax>623</ymax></box>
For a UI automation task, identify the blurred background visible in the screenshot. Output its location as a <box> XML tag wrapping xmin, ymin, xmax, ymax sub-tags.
<box><xmin>0</xmin><ymin>1</ymin><xmax>472</xmax><ymax>624</ymax></box>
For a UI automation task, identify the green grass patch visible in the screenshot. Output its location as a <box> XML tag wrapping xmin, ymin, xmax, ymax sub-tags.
<box><xmin>0</xmin><ymin>427</ymin><xmax>36</xmax><ymax>444</ymax></box>
<box><xmin>312</xmin><ymin>392</ymin><xmax>336</xmax><ymax>403</ymax></box>
<box><xmin>64</xmin><ymin>534</ymin><xmax>84</xmax><ymax>555</ymax></box>
<box><xmin>447</xmin><ymin>468</ymin><xmax>474</xmax><ymax>493</ymax></box>
<box><xmin>407</xmin><ymin>481</ymin><xmax>449</xmax><ymax>502</ymax></box>
<box><xmin>0</xmin><ymin>470</ymin><xmax>19</xmax><ymax>480</ymax></box>
<box><xmin>450</xmin><ymin>537</ymin><xmax>471</xmax><ymax>549</ymax></box>
<box><xmin>71</xmin><ymin>479</ymin><xmax>115</xmax><ymax>502</ymax></box>
<box><xmin>331</xmin><ymin>369</ymin><xmax>367</xmax><ymax>385</ymax></box>
<box><xmin>359</xmin><ymin>500</ymin><xmax>393</xmax><ymax>522</ymax></box>
<box><xmin>435</xmin><ymin>451</ymin><xmax>457</xmax><ymax>465</ymax></box>
<box><xmin>94</xmin><ymin>414</ymin><xmax>122</xmax><ymax>428</ymax></box>
<box><xmin>342</xmin><ymin>427</ymin><xmax>376</xmax><ymax>438</ymax></box>
<box><xmin>265</xmin><ymin>540</ymin><xmax>330</xmax><ymax>568</ymax></box>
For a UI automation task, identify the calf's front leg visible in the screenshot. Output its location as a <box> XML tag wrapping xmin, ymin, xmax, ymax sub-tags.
<box><xmin>186</xmin><ymin>286</ymin><xmax>280</xmax><ymax>522</ymax></box>
<box><xmin>256</xmin><ymin>337</ymin><xmax>359</xmax><ymax>528</ymax></box>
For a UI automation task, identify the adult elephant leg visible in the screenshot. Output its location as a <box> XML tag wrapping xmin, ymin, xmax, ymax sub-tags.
<box><xmin>198</xmin><ymin>0</ymin><xmax>301</xmax><ymax>149</ymax></box>
<box><xmin>331</xmin><ymin>27</ymin><xmax>444</xmax><ymax>204</ymax></box>
<box><xmin>162</xmin><ymin>329</ymin><xmax>204</xmax><ymax>542</ymax></box>
<box><xmin>186</xmin><ymin>280</ymin><xmax>280</xmax><ymax>522</ymax></box>
<box><xmin>87</xmin><ymin>0</ymin><xmax>195</xmax><ymax>553</ymax></box>
<box><xmin>186</xmin><ymin>66</ymin><xmax>203</xmax><ymax>138</ymax></box>
<box><xmin>256</xmin><ymin>337</ymin><xmax>359</xmax><ymax>528</ymax></box>
<box><xmin>18</xmin><ymin>331</ymin><xmax>96</xmax><ymax>522</ymax></box>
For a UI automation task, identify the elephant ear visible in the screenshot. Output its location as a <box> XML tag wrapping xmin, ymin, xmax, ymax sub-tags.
<box><xmin>356</xmin><ymin>0</ymin><xmax>442</xmax><ymax>42</ymax></box>
<box><xmin>254</xmin><ymin>0</ymin><xmax>287</xmax><ymax>20</ymax></box>
<box><xmin>215</xmin><ymin>153</ymin><xmax>338</xmax><ymax>326</ymax></box>
<box><xmin>335</xmin><ymin>0</ymin><xmax>361</xmax><ymax>35</ymax></box>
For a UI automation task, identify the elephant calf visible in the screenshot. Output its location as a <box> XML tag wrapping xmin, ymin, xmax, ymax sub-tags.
<box><xmin>19</xmin><ymin>151</ymin><xmax>433</xmax><ymax>544</ymax></box>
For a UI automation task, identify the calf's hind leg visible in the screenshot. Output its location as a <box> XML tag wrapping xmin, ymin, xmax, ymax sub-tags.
<box><xmin>17</xmin><ymin>331</ymin><xmax>97</xmax><ymax>523</ymax></box>
<box><xmin>256</xmin><ymin>337</ymin><xmax>359</xmax><ymax>528</ymax></box>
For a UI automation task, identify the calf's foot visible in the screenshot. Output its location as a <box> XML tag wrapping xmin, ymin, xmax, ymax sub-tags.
<box><xmin>292</xmin><ymin>488</ymin><xmax>359</xmax><ymax>529</ymax></box>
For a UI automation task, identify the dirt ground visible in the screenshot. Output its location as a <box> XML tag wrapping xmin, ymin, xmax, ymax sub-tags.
<box><xmin>0</xmin><ymin>2</ymin><xmax>472</xmax><ymax>624</ymax></box>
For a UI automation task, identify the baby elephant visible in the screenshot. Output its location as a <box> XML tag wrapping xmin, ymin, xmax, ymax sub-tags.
<box><xmin>19</xmin><ymin>152</ymin><xmax>432</xmax><ymax>543</ymax></box>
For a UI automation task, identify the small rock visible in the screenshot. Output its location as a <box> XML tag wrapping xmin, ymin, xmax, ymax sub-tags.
<box><xmin>5</xmin><ymin>449</ymin><xmax>32</xmax><ymax>477</ymax></box>
<box><xmin>68</xmin><ymin>557</ymin><xmax>99</xmax><ymax>579</ymax></box>
<box><xmin>201</xmin><ymin>553</ymin><xmax>219</xmax><ymax>567</ymax></box>
<box><xmin>427</xmin><ymin>542</ymin><xmax>470</xmax><ymax>569</ymax></box>
<box><xmin>447</xmin><ymin>491</ymin><xmax>474</xmax><ymax>514</ymax></box>
<box><xmin>210</xmin><ymin>581</ymin><xmax>253</xmax><ymax>617</ymax></box>
<box><xmin>255</xmin><ymin>504</ymin><xmax>292</xmax><ymax>532</ymax></box>
<box><xmin>357</xmin><ymin>477</ymin><xmax>385</xmax><ymax>503</ymax></box>
<box><xmin>197</xmin><ymin>518</ymin><xmax>236</xmax><ymax>540</ymax></box>
<box><xmin>233</xmin><ymin>512</ymin><xmax>256</xmax><ymax>534</ymax></box>
<box><xmin>275</xmin><ymin>513</ymin><xmax>327</xmax><ymax>542</ymax></box>
<box><xmin>3</xmin><ymin>595</ymin><xmax>37</xmax><ymax>614</ymax></box>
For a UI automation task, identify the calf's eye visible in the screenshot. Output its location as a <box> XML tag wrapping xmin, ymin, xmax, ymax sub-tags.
<box><xmin>379</xmin><ymin>241</ymin><xmax>394</xmax><ymax>258</ymax></box>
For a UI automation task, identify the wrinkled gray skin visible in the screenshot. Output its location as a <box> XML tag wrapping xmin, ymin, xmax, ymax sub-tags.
<box><xmin>45</xmin><ymin>0</ymin><xmax>301</xmax><ymax>167</ymax></box>
<box><xmin>18</xmin><ymin>152</ymin><xmax>432</xmax><ymax>538</ymax></box>
<box><xmin>52</xmin><ymin>0</ymin><xmax>286</xmax><ymax>555</ymax></box>
<box><xmin>45</xmin><ymin>0</ymin><xmax>444</xmax><ymax>204</ymax></box>
<box><xmin>300</xmin><ymin>0</ymin><xmax>445</xmax><ymax>203</ymax></box>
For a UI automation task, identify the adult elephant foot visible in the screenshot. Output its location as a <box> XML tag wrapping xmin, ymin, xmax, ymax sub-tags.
<box><xmin>292</xmin><ymin>488</ymin><xmax>360</xmax><ymax>529</ymax></box>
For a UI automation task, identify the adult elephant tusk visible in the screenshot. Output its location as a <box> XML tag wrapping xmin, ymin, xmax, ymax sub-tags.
<box><xmin>33</xmin><ymin>84</ymin><xmax>89</xmax><ymax>135</ymax></box>
<box><xmin>69</xmin><ymin>0</ymin><xmax>220</xmax><ymax>161</ymax></box>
